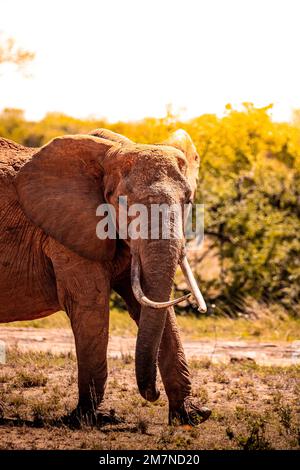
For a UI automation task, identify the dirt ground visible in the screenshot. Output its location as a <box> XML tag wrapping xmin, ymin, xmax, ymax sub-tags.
<box><xmin>0</xmin><ymin>326</ymin><xmax>300</xmax><ymax>366</ymax></box>
<box><xmin>0</xmin><ymin>328</ymin><xmax>299</xmax><ymax>450</ymax></box>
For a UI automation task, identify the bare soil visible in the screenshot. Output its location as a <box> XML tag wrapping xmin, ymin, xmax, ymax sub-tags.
<box><xmin>0</xmin><ymin>326</ymin><xmax>299</xmax><ymax>366</ymax></box>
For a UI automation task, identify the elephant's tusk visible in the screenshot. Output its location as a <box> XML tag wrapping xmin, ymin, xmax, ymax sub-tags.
<box><xmin>131</xmin><ymin>254</ymin><xmax>191</xmax><ymax>309</ymax></box>
<box><xmin>180</xmin><ymin>255</ymin><xmax>207</xmax><ymax>313</ymax></box>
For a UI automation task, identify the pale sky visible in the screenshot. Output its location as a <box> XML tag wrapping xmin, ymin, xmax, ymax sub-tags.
<box><xmin>1</xmin><ymin>0</ymin><xmax>300</xmax><ymax>122</ymax></box>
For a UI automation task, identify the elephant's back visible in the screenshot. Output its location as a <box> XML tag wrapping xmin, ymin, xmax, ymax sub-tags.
<box><xmin>0</xmin><ymin>137</ymin><xmax>37</xmax><ymax>181</ymax></box>
<box><xmin>0</xmin><ymin>138</ymin><xmax>37</xmax><ymax>244</ymax></box>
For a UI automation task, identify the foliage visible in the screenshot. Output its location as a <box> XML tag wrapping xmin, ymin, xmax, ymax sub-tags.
<box><xmin>226</xmin><ymin>413</ymin><xmax>272</xmax><ymax>450</ymax></box>
<box><xmin>0</xmin><ymin>103</ymin><xmax>299</xmax><ymax>315</ymax></box>
<box><xmin>188</xmin><ymin>104</ymin><xmax>300</xmax><ymax>315</ymax></box>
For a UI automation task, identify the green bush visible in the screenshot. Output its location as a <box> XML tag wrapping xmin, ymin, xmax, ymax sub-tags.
<box><xmin>187</xmin><ymin>104</ymin><xmax>300</xmax><ymax>314</ymax></box>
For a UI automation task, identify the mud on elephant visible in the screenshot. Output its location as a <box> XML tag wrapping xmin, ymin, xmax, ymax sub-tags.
<box><xmin>0</xmin><ymin>128</ymin><xmax>211</xmax><ymax>426</ymax></box>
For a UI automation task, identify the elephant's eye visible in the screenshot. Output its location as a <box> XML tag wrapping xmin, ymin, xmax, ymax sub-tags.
<box><xmin>176</xmin><ymin>157</ymin><xmax>187</xmax><ymax>173</ymax></box>
<box><xmin>105</xmin><ymin>189</ymin><xmax>113</xmax><ymax>200</ymax></box>
<box><xmin>185</xmin><ymin>189</ymin><xmax>192</xmax><ymax>204</ymax></box>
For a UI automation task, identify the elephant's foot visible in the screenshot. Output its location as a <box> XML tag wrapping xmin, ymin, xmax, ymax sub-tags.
<box><xmin>169</xmin><ymin>397</ymin><xmax>211</xmax><ymax>426</ymax></box>
<box><xmin>62</xmin><ymin>406</ymin><xmax>124</xmax><ymax>429</ymax></box>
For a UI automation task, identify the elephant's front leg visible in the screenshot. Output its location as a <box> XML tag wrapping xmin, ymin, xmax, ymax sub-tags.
<box><xmin>159</xmin><ymin>307</ymin><xmax>211</xmax><ymax>426</ymax></box>
<box><xmin>68</xmin><ymin>297</ymin><xmax>123</xmax><ymax>426</ymax></box>
<box><xmin>71</xmin><ymin>302</ymin><xmax>109</xmax><ymax>414</ymax></box>
<box><xmin>113</xmin><ymin>278</ymin><xmax>211</xmax><ymax>426</ymax></box>
<box><xmin>47</xmin><ymin>242</ymin><xmax>117</xmax><ymax>425</ymax></box>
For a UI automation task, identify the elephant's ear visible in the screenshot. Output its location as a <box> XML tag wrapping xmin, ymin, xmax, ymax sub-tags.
<box><xmin>16</xmin><ymin>135</ymin><xmax>118</xmax><ymax>261</ymax></box>
<box><xmin>162</xmin><ymin>130</ymin><xmax>199</xmax><ymax>198</ymax></box>
<box><xmin>89</xmin><ymin>128</ymin><xmax>133</xmax><ymax>145</ymax></box>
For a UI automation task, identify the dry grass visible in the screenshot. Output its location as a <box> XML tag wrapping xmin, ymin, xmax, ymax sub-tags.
<box><xmin>0</xmin><ymin>348</ymin><xmax>299</xmax><ymax>450</ymax></box>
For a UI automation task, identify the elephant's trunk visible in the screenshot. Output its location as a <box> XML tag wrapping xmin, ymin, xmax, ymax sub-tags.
<box><xmin>131</xmin><ymin>252</ymin><xmax>207</xmax><ymax>313</ymax></box>
<box><xmin>133</xmin><ymin>238</ymin><xmax>182</xmax><ymax>402</ymax></box>
<box><xmin>131</xmin><ymin>254</ymin><xmax>191</xmax><ymax>308</ymax></box>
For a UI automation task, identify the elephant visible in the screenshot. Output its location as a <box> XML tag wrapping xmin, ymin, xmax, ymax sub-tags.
<box><xmin>0</xmin><ymin>128</ymin><xmax>211</xmax><ymax>426</ymax></box>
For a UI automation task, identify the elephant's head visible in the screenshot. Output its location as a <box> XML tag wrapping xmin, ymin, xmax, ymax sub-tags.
<box><xmin>16</xmin><ymin>128</ymin><xmax>206</xmax><ymax>402</ymax></box>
